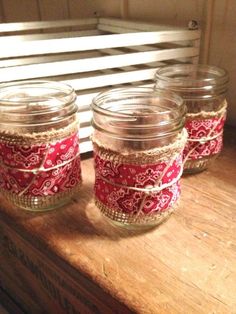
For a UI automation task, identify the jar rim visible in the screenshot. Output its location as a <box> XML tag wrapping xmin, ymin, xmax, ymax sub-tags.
<box><xmin>92</xmin><ymin>86</ymin><xmax>185</xmax><ymax>118</ymax></box>
<box><xmin>92</xmin><ymin>87</ymin><xmax>186</xmax><ymax>140</ymax></box>
<box><xmin>0</xmin><ymin>80</ymin><xmax>76</xmax><ymax>104</ymax></box>
<box><xmin>155</xmin><ymin>64</ymin><xmax>228</xmax><ymax>87</ymax></box>
<box><xmin>0</xmin><ymin>80</ymin><xmax>77</xmax><ymax>125</ymax></box>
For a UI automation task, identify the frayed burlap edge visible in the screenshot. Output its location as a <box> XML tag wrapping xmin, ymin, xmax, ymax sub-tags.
<box><xmin>95</xmin><ymin>197</ymin><xmax>177</xmax><ymax>225</ymax></box>
<box><xmin>2</xmin><ymin>181</ymin><xmax>82</xmax><ymax>211</ymax></box>
<box><xmin>186</xmin><ymin>100</ymin><xmax>227</xmax><ymax>120</ymax></box>
<box><xmin>92</xmin><ymin>129</ymin><xmax>188</xmax><ymax>165</ymax></box>
<box><xmin>0</xmin><ymin>119</ymin><xmax>79</xmax><ymax>145</ymax></box>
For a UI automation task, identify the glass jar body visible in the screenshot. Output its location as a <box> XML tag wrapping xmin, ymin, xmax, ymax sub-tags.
<box><xmin>155</xmin><ymin>64</ymin><xmax>228</xmax><ymax>173</ymax></box>
<box><xmin>0</xmin><ymin>81</ymin><xmax>82</xmax><ymax>211</ymax></box>
<box><xmin>92</xmin><ymin>87</ymin><xmax>187</xmax><ymax>229</ymax></box>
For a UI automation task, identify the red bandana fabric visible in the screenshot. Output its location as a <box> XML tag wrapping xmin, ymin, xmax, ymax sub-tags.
<box><xmin>183</xmin><ymin>116</ymin><xmax>225</xmax><ymax>160</ymax></box>
<box><xmin>0</xmin><ymin>132</ymin><xmax>81</xmax><ymax>196</ymax></box>
<box><xmin>94</xmin><ymin>153</ymin><xmax>182</xmax><ymax>215</ymax></box>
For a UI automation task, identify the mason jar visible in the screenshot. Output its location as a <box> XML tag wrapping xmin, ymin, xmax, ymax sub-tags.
<box><xmin>91</xmin><ymin>87</ymin><xmax>187</xmax><ymax>229</ymax></box>
<box><xmin>155</xmin><ymin>64</ymin><xmax>228</xmax><ymax>173</ymax></box>
<box><xmin>0</xmin><ymin>81</ymin><xmax>82</xmax><ymax>211</ymax></box>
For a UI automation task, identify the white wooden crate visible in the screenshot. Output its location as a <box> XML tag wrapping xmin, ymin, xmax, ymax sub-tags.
<box><xmin>0</xmin><ymin>17</ymin><xmax>200</xmax><ymax>153</ymax></box>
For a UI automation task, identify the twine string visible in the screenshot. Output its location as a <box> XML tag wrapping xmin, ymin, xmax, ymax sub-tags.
<box><xmin>134</xmin><ymin>154</ymin><xmax>181</xmax><ymax>220</ymax></box>
<box><xmin>15</xmin><ymin>151</ymin><xmax>80</xmax><ymax>196</ymax></box>
<box><xmin>187</xmin><ymin>131</ymin><xmax>222</xmax><ymax>143</ymax></box>
<box><xmin>97</xmin><ymin>152</ymin><xmax>183</xmax><ymax>221</ymax></box>
<box><xmin>0</xmin><ymin>151</ymin><xmax>80</xmax><ymax>173</ymax></box>
<box><xmin>97</xmin><ymin>158</ymin><xmax>183</xmax><ymax>194</ymax></box>
<box><xmin>19</xmin><ymin>143</ymin><xmax>50</xmax><ymax>196</ymax></box>
<box><xmin>95</xmin><ymin>129</ymin><xmax>187</xmax><ymax>220</ymax></box>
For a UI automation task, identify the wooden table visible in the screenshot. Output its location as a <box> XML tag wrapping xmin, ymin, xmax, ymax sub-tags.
<box><xmin>0</xmin><ymin>128</ymin><xmax>236</xmax><ymax>314</ymax></box>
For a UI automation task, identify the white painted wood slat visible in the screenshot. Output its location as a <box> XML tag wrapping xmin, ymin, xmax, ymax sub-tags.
<box><xmin>98</xmin><ymin>23</ymin><xmax>200</xmax><ymax>38</ymax></box>
<box><xmin>0</xmin><ymin>47</ymin><xmax>198</xmax><ymax>82</ymax></box>
<box><xmin>61</xmin><ymin>68</ymin><xmax>156</xmax><ymax>90</ymax></box>
<box><xmin>0</xmin><ymin>17</ymin><xmax>200</xmax><ymax>153</ymax></box>
<box><xmin>0</xmin><ymin>51</ymin><xmax>102</xmax><ymax>68</ymax></box>
<box><xmin>0</xmin><ymin>18</ymin><xmax>98</xmax><ymax>33</ymax></box>
<box><xmin>0</xmin><ymin>30</ymin><xmax>102</xmax><ymax>43</ymax></box>
<box><xmin>0</xmin><ymin>31</ymin><xmax>200</xmax><ymax>59</ymax></box>
<box><xmin>98</xmin><ymin>17</ymin><xmax>185</xmax><ymax>32</ymax></box>
<box><xmin>76</xmin><ymin>82</ymin><xmax>153</xmax><ymax>113</ymax></box>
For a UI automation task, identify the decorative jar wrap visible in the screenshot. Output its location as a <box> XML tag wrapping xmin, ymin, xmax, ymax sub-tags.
<box><xmin>0</xmin><ymin>123</ymin><xmax>82</xmax><ymax>210</ymax></box>
<box><xmin>0</xmin><ymin>81</ymin><xmax>81</xmax><ymax>211</ymax></box>
<box><xmin>155</xmin><ymin>64</ymin><xmax>229</xmax><ymax>173</ymax></box>
<box><xmin>92</xmin><ymin>87</ymin><xmax>186</xmax><ymax>228</ymax></box>
<box><xmin>183</xmin><ymin>101</ymin><xmax>227</xmax><ymax>169</ymax></box>
<box><xmin>93</xmin><ymin>130</ymin><xmax>187</xmax><ymax>226</ymax></box>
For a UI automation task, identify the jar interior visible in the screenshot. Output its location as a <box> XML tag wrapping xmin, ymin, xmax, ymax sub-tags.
<box><xmin>185</xmin><ymin>97</ymin><xmax>225</xmax><ymax>114</ymax></box>
<box><xmin>0</xmin><ymin>81</ymin><xmax>77</xmax><ymax>134</ymax></box>
<box><xmin>155</xmin><ymin>64</ymin><xmax>228</xmax><ymax>114</ymax></box>
<box><xmin>156</xmin><ymin>64</ymin><xmax>228</xmax><ymax>87</ymax></box>
<box><xmin>92</xmin><ymin>88</ymin><xmax>185</xmax><ymax>151</ymax></box>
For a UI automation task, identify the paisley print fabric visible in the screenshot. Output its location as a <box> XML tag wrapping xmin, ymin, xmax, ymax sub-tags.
<box><xmin>0</xmin><ymin>132</ymin><xmax>81</xmax><ymax>197</ymax></box>
<box><xmin>183</xmin><ymin>116</ymin><xmax>225</xmax><ymax>160</ymax></box>
<box><xmin>94</xmin><ymin>153</ymin><xmax>182</xmax><ymax>215</ymax></box>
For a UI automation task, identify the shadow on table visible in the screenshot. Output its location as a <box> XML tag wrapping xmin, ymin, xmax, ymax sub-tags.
<box><xmin>21</xmin><ymin>181</ymin><xmax>165</xmax><ymax>241</ymax></box>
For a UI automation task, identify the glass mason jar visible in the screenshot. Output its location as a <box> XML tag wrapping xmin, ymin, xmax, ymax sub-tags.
<box><xmin>91</xmin><ymin>87</ymin><xmax>187</xmax><ymax>229</ymax></box>
<box><xmin>0</xmin><ymin>81</ymin><xmax>82</xmax><ymax>211</ymax></box>
<box><xmin>155</xmin><ymin>64</ymin><xmax>228</xmax><ymax>173</ymax></box>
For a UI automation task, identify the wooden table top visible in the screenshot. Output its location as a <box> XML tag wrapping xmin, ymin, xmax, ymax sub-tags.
<box><xmin>0</xmin><ymin>127</ymin><xmax>236</xmax><ymax>314</ymax></box>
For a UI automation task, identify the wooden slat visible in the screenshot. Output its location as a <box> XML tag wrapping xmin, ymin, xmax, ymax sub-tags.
<box><xmin>98</xmin><ymin>23</ymin><xmax>200</xmax><ymax>65</ymax></box>
<box><xmin>76</xmin><ymin>98</ymin><xmax>93</xmax><ymax>113</ymax></box>
<box><xmin>0</xmin><ymin>17</ymin><xmax>200</xmax><ymax>155</ymax></box>
<box><xmin>98</xmin><ymin>23</ymin><xmax>200</xmax><ymax>39</ymax></box>
<box><xmin>76</xmin><ymin>89</ymin><xmax>114</xmax><ymax>113</ymax></box>
<box><xmin>76</xmin><ymin>82</ymin><xmax>153</xmax><ymax>113</ymax></box>
<box><xmin>98</xmin><ymin>17</ymin><xmax>186</xmax><ymax>32</ymax></box>
<box><xmin>0</xmin><ymin>51</ymin><xmax>103</xmax><ymax>68</ymax></box>
<box><xmin>61</xmin><ymin>69</ymin><xmax>156</xmax><ymax>90</ymax></box>
<box><xmin>0</xmin><ymin>31</ymin><xmax>201</xmax><ymax>59</ymax></box>
<box><xmin>100</xmin><ymin>47</ymin><xmax>166</xmax><ymax>69</ymax></box>
<box><xmin>0</xmin><ymin>18</ymin><xmax>98</xmax><ymax>33</ymax></box>
<box><xmin>0</xmin><ymin>29</ymin><xmax>102</xmax><ymax>42</ymax></box>
<box><xmin>100</xmin><ymin>48</ymin><xmax>141</xmax><ymax>68</ymax></box>
<box><xmin>79</xmin><ymin>125</ymin><xmax>93</xmax><ymax>140</ymax></box>
<box><xmin>78</xmin><ymin>110</ymin><xmax>92</xmax><ymax>124</ymax></box>
<box><xmin>0</xmin><ymin>47</ymin><xmax>198</xmax><ymax>82</ymax></box>
<box><xmin>100</xmin><ymin>68</ymin><xmax>128</xmax><ymax>88</ymax></box>
<box><xmin>79</xmin><ymin>140</ymin><xmax>93</xmax><ymax>154</ymax></box>
<box><xmin>98</xmin><ymin>24</ymin><xmax>137</xmax><ymax>34</ymax></box>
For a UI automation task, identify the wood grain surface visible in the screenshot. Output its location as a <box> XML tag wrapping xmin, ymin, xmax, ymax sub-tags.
<box><xmin>0</xmin><ymin>127</ymin><xmax>235</xmax><ymax>314</ymax></box>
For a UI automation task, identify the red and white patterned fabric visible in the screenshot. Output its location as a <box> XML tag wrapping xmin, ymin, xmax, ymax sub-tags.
<box><xmin>0</xmin><ymin>132</ymin><xmax>81</xmax><ymax>196</ymax></box>
<box><xmin>183</xmin><ymin>115</ymin><xmax>226</xmax><ymax>160</ymax></box>
<box><xmin>94</xmin><ymin>153</ymin><xmax>183</xmax><ymax>215</ymax></box>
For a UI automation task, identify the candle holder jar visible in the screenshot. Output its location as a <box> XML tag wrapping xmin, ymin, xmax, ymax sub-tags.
<box><xmin>91</xmin><ymin>87</ymin><xmax>187</xmax><ymax>229</ymax></box>
<box><xmin>0</xmin><ymin>81</ymin><xmax>82</xmax><ymax>211</ymax></box>
<box><xmin>155</xmin><ymin>64</ymin><xmax>228</xmax><ymax>173</ymax></box>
